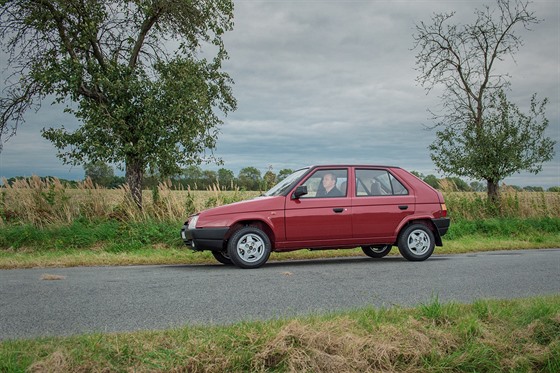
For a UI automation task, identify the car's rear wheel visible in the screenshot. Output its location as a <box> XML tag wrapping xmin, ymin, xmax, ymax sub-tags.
<box><xmin>227</xmin><ymin>226</ymin><xmax>271</xmax><ymax>269</ymax></box>
<box><xmin>361</xmin><ymin>245</ymin><xmax>392</xmax><ymax>258</ymax></box>
<box><xmin>212</xmin><ymin>250</ymin><xmax>233</xmax><ymax>265</ymax></box>
<box><xmin>398</xmin><ymin>224</ymin><xmax>435</xmax><ymax>261</ymax></box>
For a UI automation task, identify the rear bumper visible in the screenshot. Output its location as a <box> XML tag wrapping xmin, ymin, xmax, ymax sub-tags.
<box><xmin>181</xmin><ymin>225</ymin><xmax>229</xmax><ymax>251</ymax></box>
<box><xmin>432</xmin><ymin>218</ymin><xmax>450</xmax><ymax>237</ymax></box>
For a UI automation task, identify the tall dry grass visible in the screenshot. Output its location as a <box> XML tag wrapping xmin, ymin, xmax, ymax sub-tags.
<box><xmin>0</xmin><ymin>176</ymin><xmax>258</xmax><ymax>227</ymax></box>
<box><xmin>440</xmin><ymin>183</ymin><xmax>560</xmax><ymax>221</ymax></box>
<box><xmin>0</xmin><ymin>175</ymin><xmax>558</xmax><ymax>227</ymax></box>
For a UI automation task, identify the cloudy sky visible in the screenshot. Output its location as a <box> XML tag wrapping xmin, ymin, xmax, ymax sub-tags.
<box><xmin>0</xmin><ymin>0</ymin><xmax>558</xmax><ymax>187</ymax></box>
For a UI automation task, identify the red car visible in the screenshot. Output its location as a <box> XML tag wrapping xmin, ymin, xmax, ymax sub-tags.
<box><xmin>181</xmin><ymin>165</ymin><xmax>450</xmax><ymax>268</ymax></box>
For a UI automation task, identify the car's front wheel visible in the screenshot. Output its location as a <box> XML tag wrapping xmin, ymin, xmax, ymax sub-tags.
<box><xmin>361</xmin><ymin>245</ymin><xmax>392</xmax><ymax>258</ymax></box>
<box><xmin>227</xmin><ymin>226</ymin><xmax>271</xmax><ymax>269</ymax></box>
<box><xmin>397</xmin><ymin>224</ymin><xmax>435</xmax><ymax>261</ymax></box>
<box><xmin>212</xmin><ymin>250</ymin><xmax>233</xmax><ymax>265</ymax></box>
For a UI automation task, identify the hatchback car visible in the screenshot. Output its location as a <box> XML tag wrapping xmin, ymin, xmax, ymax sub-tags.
<box><xmin>181</xmin><ymin>165</ymin><xmax>450</xmax><ymax>268</ymax></box>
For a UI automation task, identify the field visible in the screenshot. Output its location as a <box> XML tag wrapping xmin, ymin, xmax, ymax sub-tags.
<box><xmin>1</xmin><ymin>176</ymin><xmax>559</xmax><ymax>226</ymax></box>
<box><xmin>0</xmin><ymin>177</ymin><xmax>260</xmax><ymax>226</ymax></box>
<box><xmin>0</xmin><ymin>177</ymin><xmax>559</xmax><ymax>268</ymax></box>
<box><xmin>1</xmin><ymin>216</ymin><xmax>559</xmax><ymax>269</ymax></box>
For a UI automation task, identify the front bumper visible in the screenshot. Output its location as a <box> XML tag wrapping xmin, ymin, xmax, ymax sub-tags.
<box><xmin>181</xmin><ymin>225</ymin><xmax>229</xmax><ymax>251</ymax></box>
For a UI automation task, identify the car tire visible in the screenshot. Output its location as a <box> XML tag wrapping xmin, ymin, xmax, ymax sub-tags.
<box><xmin>361</xmin><ymin>245</ymin><xmax>392</xmax><ymax>258</ymax></box>
<box><xmin>397</xmin><ymin>224</ymin><xmax>435</xmax><ymax>261</ymax></box>
<box><xmin>227</xmin><ymin>226</ymin><xmax>271</xmax><ymax>269</ymax></box>
<box><xmin>212</xmin><ymin>250</ymin><xmax>233</xmax><ymax>265</ymax></box>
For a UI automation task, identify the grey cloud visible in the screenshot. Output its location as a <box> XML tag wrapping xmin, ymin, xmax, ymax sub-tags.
<box><xmin>1</xmin><ymin>0</ymin><xmax>558</xmax><ymax>188</ymax></box>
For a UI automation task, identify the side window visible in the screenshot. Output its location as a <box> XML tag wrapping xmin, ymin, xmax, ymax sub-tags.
<box><xmin>355</xmin><ymin>169</ymin><xmax>408</xmax><ymax>196</ymax></box>
<box><xmin>390</xmin><ymin>173</ymin><xmax>408</xmax><ymax>195</ymax></box>
<box><xmin>300</xmin><ymin>169</ymin><xmax>348</xmax><ymax>198</ymax></box>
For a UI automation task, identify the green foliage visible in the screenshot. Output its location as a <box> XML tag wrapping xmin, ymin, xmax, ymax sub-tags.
<box><xmin>262</xmin><ymin>170</ymin><xmax>277</xmax><ymax>190</ymax></box>
<box><xmin>0</xmin><ymin>219</ymin><xmax>181</xmax><ymax>252</ymax></box>
<box><xmin>0</xmin><ymin>219</ymin><xmax>116</xmax><ymax>251</ymax></box>
<box><xmin>183</xmin><ymin>190</ymin><xmax>196</xmax><ymax>216</ymax></box>
<box><xmin>470</xmin><ymin>181</ymin><xmax>485</xmax><ymax>192</ymax></box>
<box><xmin>444</xmin><ymin>217</ymin><xmax>560</xmax><ymax>241</ymax></box>
<box><xmin>217</xmin><ymin>168</ymin><xmax>235</xmax><ymax>189</ymax></box>
<box><xmin>423</xmin><ymin>174</ymin><xmax>440</xmax><ymax>189</ymax></box>
<box><xmin>278</xmin><ymin>168</ymin><xmax>295</xmax><ymax>181</ymax></box>
<box><xmin>2</xmin><ymin>176</ymin><xmax>78</xmax><ymax>188</ymax></box>
<box><xmin>524</xmin><ymin>185</ymin><xmax>545</xmax><ymax>192</ymax></box>
<box><xmin>84</xmin><ymin>161</ymin><xmax>115</xmax><ymax>187</ymax></box>
<box><xmin>203</xmin><ymin>187</ymin><xmax>249</xmax><ymax>209</ymax></box>
<box><xmin>237</xmin><ymin>167</ymin><xmax>262</xmax><ymax>191</ymax></box>
<box><xmin>1</xmin><ymin>0</ymin><xmax>236</xmax><ymax>208</ymax></box>
<box><xmin>440</xmin><ymin>177</ymin><xmax>471</xmax><ymax>191</ymax></box>
<box><xmin>180</xmin><ymin>165</ymin><xmax>204</xmax><ymax>189</ymax></box>
<box><xmin>430</xmin><ymin>91</ymin><xmax>555</xmax><ymax>195</ymax></box>
<box><xmin>41</xmin><ymin>54</ymin><xmax>236</xmax><ymax>179</ymax></box>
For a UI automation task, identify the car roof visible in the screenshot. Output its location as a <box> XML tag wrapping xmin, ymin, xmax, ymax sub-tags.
<box><xmin>308</xmin><ymin>164</ymin><xmax>403</xmax><ymax>169</ymax></box>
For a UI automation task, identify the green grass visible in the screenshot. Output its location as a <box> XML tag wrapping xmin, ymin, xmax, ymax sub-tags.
<box><xmin>0</xmin><ymin>217</ymin><xmax>558</xmax><ymax>268</ymax></box>
<box><xmin>0</xmin><ymin>218</ymin><xmax>182</xmax><ymax>251</ymax></box>
<box><xmin>1</xmin><ymin>295</ymin><xmax>558</xmax><ymax>372</ymax></box>
<box><xmin>445</xmin><ymin>216</ymin><xmax>560</xmax><ymax>239</ymax></box>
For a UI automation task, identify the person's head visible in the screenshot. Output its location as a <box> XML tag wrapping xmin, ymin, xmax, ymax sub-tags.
<box><xmin>322</xmin><ymin>173</ymin><xmax>337</xmax><ymax>192</ymax></box>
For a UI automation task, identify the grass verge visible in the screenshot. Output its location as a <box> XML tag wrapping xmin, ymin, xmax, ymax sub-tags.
<box><xmin>1</xmin><ymin>295</ymin><xmax>559</xmax><ymax>372</ymax></box>
<box><xmin>0</xmin><ymin>217</ymin><xmax>558</xmax><ymax>269</ymax></box>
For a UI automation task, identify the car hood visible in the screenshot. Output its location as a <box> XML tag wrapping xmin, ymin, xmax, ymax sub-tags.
<box><xmin>200</xmin><ymin>195</ymin><xmax>285</xmax><ymax>218</ymax></box>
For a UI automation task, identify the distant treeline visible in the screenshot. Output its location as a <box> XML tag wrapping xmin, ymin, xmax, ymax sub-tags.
<box><xmin>2</xmin><ymin>164</ymin><xmax>559</xmax><ymax>192</ymax></box>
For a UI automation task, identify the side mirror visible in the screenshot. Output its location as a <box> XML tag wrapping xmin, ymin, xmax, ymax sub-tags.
<box><xmin>292</xmin><ymin>185</ymin><xmax>308</xmax><ymax>199</ymax></box>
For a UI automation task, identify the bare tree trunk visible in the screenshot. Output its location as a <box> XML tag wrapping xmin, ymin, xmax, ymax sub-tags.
<box><xmin>126</xmin><ymin>156</ymin><xmax>144</xmax><ymax>210</ymax></box>
<box><xmin>487</xmin><ymin>179</ymin><xmax>500</xmax><ymax>204</ymax></box>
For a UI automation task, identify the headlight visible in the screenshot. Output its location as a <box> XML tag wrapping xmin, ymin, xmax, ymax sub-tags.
<box><xmin>188</xmin><ymin>215</ymin><xmax>199</xmax><ymax>230</ymax></box>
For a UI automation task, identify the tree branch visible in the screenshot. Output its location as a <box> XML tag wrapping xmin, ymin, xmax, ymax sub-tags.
<box><xmin>129</xmin><ymin>5</ymin><xmax>164</xmax><ymax>69</ymax></box>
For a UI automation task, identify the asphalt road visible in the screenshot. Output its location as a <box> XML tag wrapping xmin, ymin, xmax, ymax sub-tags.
<box><xmin>1</xmin><ymin>249</ymin><xmax>559</xmax><ymax>340</ymax></box>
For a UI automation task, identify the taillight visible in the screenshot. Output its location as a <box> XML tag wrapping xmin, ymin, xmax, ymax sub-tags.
<box><xmin>440</xmin><ymin>203</ymin><xmax>448</xmax><ymax>217</ymax></box>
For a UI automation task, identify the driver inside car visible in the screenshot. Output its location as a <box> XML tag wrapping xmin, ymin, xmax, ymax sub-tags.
<box><xmin>316</xmin><ymin>172</ymin><xmax>343</xmax><ymax>197</ymax></box>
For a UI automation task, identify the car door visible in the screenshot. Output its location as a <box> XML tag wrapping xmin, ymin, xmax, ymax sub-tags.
<box><xmin>352</xmin><ymin>168</ymin><xmax>415</xmax><ymax>241</ymax></box>
<box><xmin>284</xmin><ymin>168</ymin><xmax>352</xmax><ymax>243</ymax></box>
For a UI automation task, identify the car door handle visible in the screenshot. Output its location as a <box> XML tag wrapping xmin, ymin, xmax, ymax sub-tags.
<box><xmin>399</xmin><ymin>205</ymin><xmax>408</xmax><ymax>210</ymax></box>
<box><xmin>333</xmin><ymin>208</ymin><xmax>344</xmax><ymax>213</ymax></box>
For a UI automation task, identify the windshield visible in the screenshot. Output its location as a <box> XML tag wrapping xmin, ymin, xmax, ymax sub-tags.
<box><xmin>264</xmin><ymin>168</ymin><xmax>309</xmax><ymax>196</ymax></box>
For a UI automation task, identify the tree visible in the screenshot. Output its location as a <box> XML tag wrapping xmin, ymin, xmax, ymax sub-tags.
<box><xmin>423</xmin><ymin>175</ymin><xmax>440</xmax><ymax>189</ymax></box>
<box><xmin>440</xmin><ymin>177</ymin><xmax>471</xmax><ymax>192</ymax></box>
<box><xmin>182</xmin><ymin>165</ymin><xmax>203</xmax><ymax>189</ymax></box>
<box><xmin>263</xmin><ymin>170</ymin><xmax>277</xmax><ymax>190</ymax></box>
<box><xmin>411</xmin><ymin>171</ymin><xmax>438</xmax><ymax>189</ymax></box>
<box><xmin>470</xmin><ymin>181</ymin><xmax>485</xmax><ymax>193</ymax></box>
<box><xmin>83</xmin><ymin>161</ymin><xmax>114</xmax><ymax>188</ymax></box>
<box><xmin>413</xmin><ymin>0</ymin><xmax>554</xmax><ymax>201</ymax></box>
<box><xmin>217</xmin><ymin>168</ymin><xmax>235</xmax><ymax>189</ymax></box>
<box><xmin>430</xmin><ymin>90</ymin><xmax>554</xmax><ymax>198</ymax></box>
<box><xmin>0</xmin><ymin>0</ymin><xmax>236</xmax><ymax>208</ymax></box>
<box><xmin>237</xmin><ymin>167</ymin><xmax>261</xmax><ymax>191</ymax></box>
<box><xmin>201</xmin><ymin>170</ymin><xmax>218</xmax><ymax>189</ymax></box>
<box><xmin>523</xmin><ymin>186</ymin><xmax>544</xmax><ymax>192</ymax></box>
<box><xmin>277</xmin><ymin>169</ymin><xmax>294</xmax><ymax>182</ymax></box>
